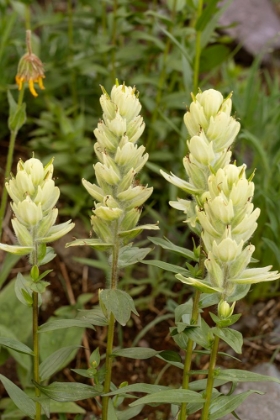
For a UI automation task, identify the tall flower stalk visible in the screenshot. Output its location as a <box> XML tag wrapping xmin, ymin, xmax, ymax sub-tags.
<box><xmin>162</xmin><ymin>88</ymin><xmax>280</xmax><ymax>418</ymax></box>
<box><xmin>161</xmin><ymin>89</ymin><xmax>241</xmax><ymax>419</ymax></box>
<box><xmin>0</xmin><ymin>157</ymin><xmax>74</xmax><ymax>419</ymax></box>
<box><xmin>67</xmin><ymin>80</ymin><xmax>158</xmax><ymax>419</ymax></box>
<box><xmin>0</xmin><ymin>30</ymin><xmax>45</xmax><ymax>239</ymax></box>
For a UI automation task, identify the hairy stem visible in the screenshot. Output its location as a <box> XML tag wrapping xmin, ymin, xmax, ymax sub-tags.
<box><xmin>102</xmin><ymin>224</ymin><xmax>120</xmax><ymax>419</ymax></box>
<box><xmin>31</xmin><ymin>239</ymin><xmax>41</xmax><ymax>420</ymax></box>
<box><xmin>201</xmin><ymin>334</ymin><xmax>220</xmax><ymax>420</ymax></box>
<box><xmin>33</xmin><ymin>290</ymin><xmax>41</xmax><ymax>420</ymax></box>
<box><xmin>179</xmin><ymin>289</ymin><xmax>201</xmax><ymax>420</ymax></box>
<box><xmin>180</xmin><ymin>240</ymin><xmax>205</xmax><ymax>420</ymax></box>
<box><xmin>0</xmin><ymin>88</ymin><xmax>25</xmax><ymax>239</ymax></box>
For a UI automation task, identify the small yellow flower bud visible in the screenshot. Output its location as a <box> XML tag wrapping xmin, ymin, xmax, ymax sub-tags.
<box><xmin>218</xmin><ymin>300</ymin><xmax>235</xmax><ymax>318</ymax></box>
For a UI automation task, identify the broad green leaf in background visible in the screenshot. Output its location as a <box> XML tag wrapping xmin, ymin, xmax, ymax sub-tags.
<box><xmin>0</xmin><ymin>280</ymin><xmax>32</xmax><ymax>343</ymax></box>
<box><xmin>0</xmin><ymin>374</ymin><xmax>36</xmax><ymax>418</ymax></box>
<box><xmin>39</xmin><ymin>346</ymin><xmax>80</xmax><ymax>381</ymax></box>
<box><xmin>0</xmin><ymin>254</ymin><xmax>20</xmax><ymax>289</ymax></box>
<box><xmin>39</xmin><ymin>318</ymin><xmax>85</xmax><ymax>366</ymax></box>
<box><xmin>0</xmin><ymin>336</ymin><xmax>33</xmax><ymax>355</ymax></box>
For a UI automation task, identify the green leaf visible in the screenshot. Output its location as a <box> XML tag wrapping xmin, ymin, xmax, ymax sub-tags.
<box><xmin>119</xmin><ymin>223</ymin><xmax>159</xmax><ymax>239</ymax></box>
<box><xmin>0</xmin><ymin>280</ymin><xmax>32</xmax><ymax>342</ymax></box>
<box><xmin>0</xmin><ymin>254</ymin><xmax>21</xmax><ymax>289</ymax></box>
<box><xmin>71</xmin><ymin>368</ymin><xmax>94</xmax><ymax>379</ymax></box>
<box><xmin>130</xmin><ymin>389</ymin><xmax>205</xmax><ymax>406</ymax></box>
<box><xmin>35</xmin><ymin>381</ymin><xmax>101</xmax><ymax>402</ymax></box>
<box><xmin>104</xmin><ymin>383</ymin><xmax>169</xmax><ymax>397</ymax></box>
<box><xmin>39</xmin><ymin>319</ymin><xmax>95</xmax><ymax>332</ymax></box>
<box><xmin>216</xmin><ymin>369</ymin><xmax>280</xmax><ymax>384</ymax></box>
<box><xmin>213</xmin><ymin>327</ymin><xmax>243</xmax><ymax>354</ymax></box>
<box><xmin>39</xmin><ymin>346</ymin><xmax>80</xmax><ymax>381</ymax></box>
<box><xmin>209</xmin><ymin>390</ymin><xmax>263</xmax><ymax>420</ymax></box>
<box><xmin>141</xmin><ymin>259</ymin><xmax>191</xmax><ymax>276</ymax></box>
<box><xmin>0</xmin><ymin>337</ymin><xmax>33</xmax><ymax>355</ymax></box>
<box><xmin>65</xmin><ymin>238</ymin><xmax>113</xmax><ymax>250</ymax></box>
<box><xmin>117</xmin><ymin>405</ymin><xmax>144</xmax><ymax>420</ymax></box>
<box><xmin>15</xmin><ymin>272</ymin><xmax>34</xmax><ymax>307</ymax></box>
<box><xmin>49</xmin><ymin>401</ymin><xmax>86</xmax><ymax>414</ymax></box>
<box><xmin>99</xmin><ymin>289</ymin><xmax>138</xmax><ymax>326</ymax></box>
<box><xmin>112</xmin><ymin>347</ymin><xmax>159</xmax><ymax>359</ymax></box>
<box><xmin>0</xmin><ymin>374</ymin><xmax>36</xmax><ymax>417</ymax></box>
<box><xmin>148</xmin><ymin>237</ymin><xmax>197</xmax><ymax>260</ymax></box>
<box><xmin>39</xmin><ymin>318</ymin><xmax>85</xmax><ymax>366</ymax></box>
<box><xmin>0</xmin><ymin>325</ymin><xmax>32</xmax><ymax>373</ymax></box>
<box><xmin>112</xmin><ymin>246</ymin><xmax>151</xmax><ymax>268</ymax></box>
<box><xmin>108</xmin><ymin>399</ymin><xmax>118</xmax><ymax>420</ymax></box>
<box><xmin>200</xmin><ymin>44</ymin><xmax>230</xmax><ymax>72</ymax></box>
<box><xmin>7</xmin><ymin>91</ymin><xmax>26</xmax><ymax>132</ymax></box>
<box><xmin>195</xmin><ymin>0</ymin><xmax>220</xmax><ymax>31</ymax></box>
<box><xmin>158</xmin><ymin>350</ymin><xmax>182</xmax><ymax>364</ymax></box>
<box><xmin>76</xmin><ymin>307</ymin><xmax>108</xmax><ymax>326</ymax></box>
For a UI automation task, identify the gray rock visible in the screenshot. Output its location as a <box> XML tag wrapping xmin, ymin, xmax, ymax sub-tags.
<box><xmin>219</xmin><ymin>0</ymin><xmax>280</xmax><ymax>60</ymax></box>
<box><xmin>221</xmin><ymin>363</ymin><xmax>280</xmax><ymax>419</ymax></box>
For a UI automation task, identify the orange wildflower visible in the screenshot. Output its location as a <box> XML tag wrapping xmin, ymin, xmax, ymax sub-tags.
<box><xmin>15</xmin><ymin>52</ymin><xmax>45</xmax><ymax>97</ymax></box>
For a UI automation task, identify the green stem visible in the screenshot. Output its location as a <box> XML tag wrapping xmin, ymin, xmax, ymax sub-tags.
<box><xmin>0</xmin><ymin>88</ymin><xmax>25</xmax><ymax>240</ymax></box>
<box><xmin>110</xmin><ymin>0</ymin><xmax>118</xmax><ymax>83</ymax></box>
<box><xmin>201</xmin><ymin>334</ymin><xmax>220</xmax><ymax>420</ymax></box>
<box><xmin>102</xmin><ymin>312</ymin><xmax>115</xmax><ymax>420</ymax></box>
<box><xmin>67</xmin><ymin>0</ymin><xmax>78</xmax><ymax>114</ymax></box>
<box><xmin>179</xmin><ymin>289</ymin><xmax>201</xmax><ymax>420</ymax></box>
<box><xmin>25</xmin><ymin>4</ymin><xmax>31</xmax><ymax>30</ymax></box>
<box><xmin>180</xmin><ymin>239</ymin><xmax>205</xmax><ymax>420</ymax></box>
<box><xmin>33</xmin><ymin>291</ymin><xmax>41</xmax><ymax>420</ymax></box>
<box><xmin>102</xmin><ymin>228</ymin><xmax>120</xmax><ymax>419</ymax></box>
<box><xmin>193</xmin><ymin>0</ymin><xmax>203</xmax><ymax>93</ymax></box>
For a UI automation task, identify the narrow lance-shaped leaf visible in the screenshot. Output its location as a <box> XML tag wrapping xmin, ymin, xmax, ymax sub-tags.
<box><xmin>0</xmin><ymin>374</ymin><xmax>36</xmax><ymax>417</ymax></box>
<box><xmin>34</xmin><ymin>381</ymin><xmax>102</xmax><ymax>402</ymax></box>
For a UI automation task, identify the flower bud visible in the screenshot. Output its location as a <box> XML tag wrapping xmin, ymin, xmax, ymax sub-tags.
<box><xmin>212</xmin><ymin>238</ymin><xmax>243</xmax><ymax>262</ymax></box>
<box><xmin>218</xmin><ymin>300</ymin><xmax>235</xmax><ymax>318</ymax></box>
<box><xmin>196</xmin><ymin>89</ymin><xmax>224</xmax><ymax>119</ymax></box>
<box><xmin>188</xmin><ymin>135</ymin><xmax>215</xmax><ymax>165</ymax></box>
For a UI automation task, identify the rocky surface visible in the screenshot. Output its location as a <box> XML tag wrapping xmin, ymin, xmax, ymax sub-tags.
<box><xmin>221</xmin><ymin>363</ymin><xmax>280</xmax><ymax>419</ymax></box>
<box><xmin>219</xmin><ymin>0</ymin><xmax>280</xmax><ymax>61</ymax></box>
